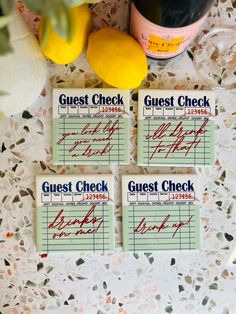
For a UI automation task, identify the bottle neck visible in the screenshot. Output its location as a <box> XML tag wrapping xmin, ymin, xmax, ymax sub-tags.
<box><xmin>132</xmin><ymin>0</ymin><xmax>214</xmax><ymax>28</ymax></box>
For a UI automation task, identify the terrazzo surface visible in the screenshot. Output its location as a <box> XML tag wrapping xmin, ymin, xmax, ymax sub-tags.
<box><xmin>1</xmin><ymin>0</ymin><xmax>236</xmax><ymax>313</ymax></box>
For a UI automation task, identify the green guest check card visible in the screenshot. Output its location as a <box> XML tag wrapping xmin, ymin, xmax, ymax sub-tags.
<box><xmin>36</xmin><ymin>175</ymin><xmax>114</xmax><ymax>253</ymax></box>
<box><xmin>122</xmin><ymin>175</ymin><xmax>200</xmax><ymax>252</ymax></box>
<box><xmin>52</xmin><ymin>88</ymin><xmax>130</xmax><ymax>165</ymax></box>
<box><xmin>137</xmin><ymin>90</ymin><xmax>215</xmax><ymax>166</ymax></box>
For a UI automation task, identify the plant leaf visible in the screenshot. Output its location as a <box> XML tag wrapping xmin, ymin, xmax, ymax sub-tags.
<box><xmin>0</xmin><ymin>90</ymin><xmax>8</xmax><ymax>96</ymax></box>
<box><xmin>0</xmin><ymin>0</ymin><xmax>14</xmax><ymax>15</ymax></box>
<box><xmin>22</xmin><ymin>0</ymin><xmax>48</xmax><ymax>15</ymax></box>
<box><xmin>0</xmin><ymin>26</ymin><xmax>12</xmax><ymax>54</ymax></box>
<box><xmin>39</xmin><ymin>16</ymin><xmax>50</xmax><ymax>50</ymax></box>
<box><xmin>63</xmin><ymin>0</ymin><xmax>102</xmax><ymax>5</ymax></box>
<box><xmin>23</xmin><ymin>0</ymin><xmax>102</xmax><ymax>40</ymax></box>
<box><xmin>24</xmin><ymin>0</ymin><xmax>71</xmax><ymax>39</ymax></box>
<box><xmin>48</xmin><ymin>1</ymin><xmax>70</xmax><ymax>39</ymax></box>
<box><xmin>0</xmin><ymin>15</ymin><xmax>12</xmax><ymax>29</ymax></box>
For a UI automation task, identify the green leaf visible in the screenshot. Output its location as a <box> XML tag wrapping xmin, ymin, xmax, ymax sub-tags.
<box><xmin>0</xmin><ymin>90</ymin><xmax>8</xmax><ymax>96</ymax></box>
<box><xmin>48</xmin><ymin>2</ymin><xmax>70</xmax><ymax>39</ymax></box>
<box><xmin>0</xmin><ymin>15</ymin><xmax>12</xmax><ymax>29</ymax></box>
<box><xmin>23</xmin><ymin>0</ymin><xmax>102</xmax><ymax>15</ymax></box>
<box><xmin>22</xmin><ymin>0</ymin><xmax>101</xmax><ymax>40</ymax></box>
<box><xmin>24</xmin><ymin>0</ymin><xmax>71</xmax><ymax>39</ymax></box>
<box><xmin>39</xmin><ymin>16</ymin><xmax>50</xmax><ymax>50</ymax></box>
<box><xmin>0</xmin><ymin>26</ymin><xmax>12</xmax><ymax>55</ymax></box>
<box><xmin>63</xmin><ymin>0</ymin><xmax>101</xmax><ymax>5</ymax></box>
<box><xmin>0</xmin><ymin>0</ymin><xmax>14</xmax><ymax>15</ymax></box>
<box><xmin>22</xmin><ymin>0</ymin><xmax>48</xmax><ymax>15</ymax></box>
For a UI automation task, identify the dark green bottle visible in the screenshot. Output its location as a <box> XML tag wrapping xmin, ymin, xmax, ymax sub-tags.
<box><xmin>130</xmin><ymin>0</ymin><xmax>214</xmax><ymax>59</ymax></box>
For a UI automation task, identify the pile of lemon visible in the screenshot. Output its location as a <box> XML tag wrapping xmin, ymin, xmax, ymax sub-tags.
<box><xmin>39</xmin><ymin>4</ymin><xmax>147</xmax><ymax>89</ymax></box>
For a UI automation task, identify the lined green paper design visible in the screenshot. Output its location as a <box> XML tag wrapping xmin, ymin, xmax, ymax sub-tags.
<box><xmin>122</xmin><ymin>204</ymin><xmax>200</xmax><ymax>252</ymax></box>
<box><xmin>122</xmin><ymin>175</ymin><xmax>201</xmax><ymax>252</ymax></box>
<box><xmin>37</xmin><ymin>204</ymin><xmax>114</xmax><ymax>253</ymax></box>
<box><xmin>52</xmin><ymin>88</ymin><xmax>130</xmax><ymax>165</ymax></box>
<box><xmin>137</xmin><ymin>89</ymin><xmax>215</xmax><ymax>166</ymax></box>
<box><xmin>138</xmin><ymin>118</ymin><xmax>215</xmax><ymax>166</ymax></box>
<box><xmin>36</xmin><ymin>175</ymin><xmax>114</xmax><ymax>253</ymax></box>
<box><xmin>53</xmin><ymin>117</ymin><xmax>129</xmax><ymax>165</ymax></box>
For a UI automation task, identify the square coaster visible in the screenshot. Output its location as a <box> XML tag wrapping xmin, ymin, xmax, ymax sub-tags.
<box><xmin>137</xmin><ymin>89</ymin><xmax>215</xmax><ymax>166</ymax></box>
<box><xmin>122</xmin><ymin>175</ymin><xmax>200</xmax><ymax>252</ymax></box>
<box><xmin>53</xmin><ymin>88</ymin><xmax>130</xmax><ymax>165</ymax></box>
<box><xmin>36</xmin><ymin>175</ymin><xmax>114</xmax><ymax>253</ymax></box>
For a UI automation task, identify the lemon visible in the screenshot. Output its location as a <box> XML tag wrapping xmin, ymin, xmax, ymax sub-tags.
<box><xmin>39</xmin><ymin>5</ymin><xmax>92</xmax><ymax>64</ymax></box>
<box><xmin>87</xmin><ymin>28</ymin><xmax>148</xmax><ymax>89</ymax></box>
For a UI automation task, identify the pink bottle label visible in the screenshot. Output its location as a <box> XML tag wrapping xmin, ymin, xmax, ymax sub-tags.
<box><xmin>130</xmin><ymin>3</ymin><xmax>207</xmax><ymax>59</ymax></box>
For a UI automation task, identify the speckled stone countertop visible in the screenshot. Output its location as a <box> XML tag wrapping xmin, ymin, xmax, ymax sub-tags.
<box><xmin>1</xmin><ymin>1</ymin><xmax>236</xmax><ymax>313</ymax></box>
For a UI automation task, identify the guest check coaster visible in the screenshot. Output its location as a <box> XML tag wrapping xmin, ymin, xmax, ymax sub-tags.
<box><xmin>122</xmin><ymin>175</ymin><xmax>200</xmax><ymax>252</ymax></box>
<box><xmin>36</xmin><ymin>175</ymin><xmax>114</xmax><ymax>253</ymax></box>
<box><xmin>137</xmin><ymin>90</ymin><xmax>215</xmax><ymax>166</ymax></box>
<box><xmin>52</xmin><ymin>88</ymin><xmax>130</xmax><ymax>165</ymax></box>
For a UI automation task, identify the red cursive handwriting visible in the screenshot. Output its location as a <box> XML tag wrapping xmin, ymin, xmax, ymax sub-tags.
<box><xmin>75</xmin><ymin>220</ymin><xmax>103</xmax><ymax>235</ymax></box>
<box><xmin>69</xmin><ymin>139</ymin><xmax>90</xmax><ymax>153</ymax></box>
<box><xmin>134</xmin><ymin>215</ymin><xmax>170</xmax><ymax>234</ymax></box>
<box><xmin>81</xmin><ymin>143</ymin><xmax>113</xmax><ymax>158</ymax></box>
<box><xmin>134</xmin><ymin>214</ymin><xmax>193</xmax><ymax>238</ymax></box>
<box><xmin>147</xmin><ymin>118</ymin><xmax>209</xmax><ymax>160</ymax></box>
<box><xmin>81</xmin><ymin>122</ymin><xmax>102</xmax><ymax>136</ymax></box>
<box><xmin>146</xmin><ymin>122</ymin><xmax>171</xmax><ymax>140</ymax></box>
<box><xmin>56</xmin><ymin>119</ymin><xmax>120</xmax><ymax>158</ymax></box>
<box><xmin>52</xmin><ymin>230</ymin><xmax>71</xmax><ymax>239</ymax></box>
<box><xmin>49</xmin><ymin>205</ymin><xmax>103</xmax><ymax>230</ymax></box>
<box><xmin>172</xmin><ymin>216</ymin><xmax>193</xmax><ymax>238</ymax></box>
<box><xmin>103</xmin><ymin>119</ymin><xmax>120</xmax><ymax>137</ymax></box>
<box><xmin>57</xmin><ymin>132</ymin><xmax>79</xmax><ymax>145</ymax></box>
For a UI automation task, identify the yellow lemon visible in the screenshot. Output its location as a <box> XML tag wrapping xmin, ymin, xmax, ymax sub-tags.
<box><xmin>87</xmin><ymin>28</ymin><xmax>148</xmax><ymax>89</ymax></box>
<box><xmin>39</xmin><ymin>5</ymin><xmax>92</xmax><ymax>64</ymax></box>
